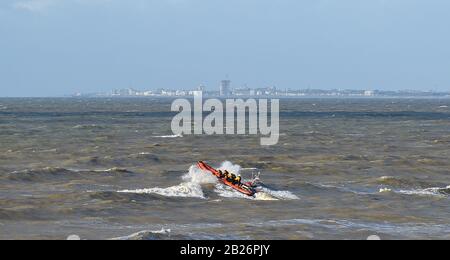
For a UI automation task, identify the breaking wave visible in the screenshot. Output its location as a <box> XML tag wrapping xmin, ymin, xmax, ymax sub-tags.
<box><xmin>397</xmin><ymin>186</ymin><xmax>450</xmax><ymax>197</ymax></box>
<box><xmin>110</xmin><ymin>228</ymin><xmax>173</xmax><ymax>240</ymax></box>
<box><xmin>153</xmin><ymin>134</ymin><xmax>183</xmax><ymax>138</ymax></box>
<box><xmin>118</xmin><ymin>165</ymin><xmax>216</xmax><ymax>199</ymax></box>
<box><xmin>108</xmin><ymin>216</ymin><xmax>450</xmax><ymax>240</ymax></box>
<box><xmin>118</xmin><ymin>161</ymin><xmax>299</xmax><ymax>201</ymax></box>
<box><xmin>5</xmin><ymin>167</ymin><xmax>133</xmax><ymax>182</ymax></box>
<box><xmin>72</xmin><ymin>124</ymin><xmax>106</xmax><ymax>130</ymax></box>
<box><xmin>375</xmin><ymin>176</ymin><xmax>450</xmax><ymax>198</ymax></box>
<box><xmin>118</xmin><ymin>182</ymin><xmax>206</xmax><ymax>199</ymax></box>
<box><xmin>306</xmin><ymin>177</ymin><xmax>450</xmax><ymax>199</ymax></box>
<box><xmin>257</xmin><ymin>187</ymin><xmax>300</xmax><ymax>200</ymax></box>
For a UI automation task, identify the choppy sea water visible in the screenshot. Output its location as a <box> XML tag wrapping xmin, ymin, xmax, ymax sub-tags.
<box><xmin>1</xmin><ymin>97</ymin><xmax>450</xmax><ymax>240</ymax></box>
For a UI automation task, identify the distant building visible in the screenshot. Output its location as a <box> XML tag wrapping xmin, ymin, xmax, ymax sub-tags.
<box><xmin>78</xmin><ymin>86</ymin><xmax>450</xmax><ymax>98</ymax></box>
<box><xmin>364</xmin><ymin>90</ymin><xmax>375</xmax><ymax>97</ymax></box>
<box><xmin>233</xmin><ymin>87</ymin><xmax>252</xmax><ymax>96</ymax></box>
<box><xmin>192</xmin><ymin>90</ymin><xmax>203</xmax><ymax>97</ymax></box>
<box><xmin>220</xmin><ymin>80</ymin><xmax>231</xmax><ymax>96</ymax></box>
<box><xmin>112</xmin><ymin>88</ymin><xmax>140</xmax><ymax>96</ymax></box>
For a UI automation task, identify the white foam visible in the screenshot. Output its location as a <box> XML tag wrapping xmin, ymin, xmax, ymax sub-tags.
<box><xmin>153</xmin><ymin>134</ymin><xmax>183</xmax><ymax>138</ymax></box>
<box><xmin>97</xmin><ymin>168</ymin><xmax>130</xmax><ymax>173</ymax></box>
<box><xmin>214</xmin><ymin>184</ymin><xmax>253</xmax><ymax>200</ymax></box>
<box><xmin>182</xmin><ymin>165</ymin><xmax>218</xmax><ymax>185</ymax></box>
<box><xmin>111</xmin><ymin>228</ymin><xmax>171</xmax><ymax>240</ymax></box>
<box><xmin>398</xmin><ymin>189</ymin><xmax>439</xmax><ymax>196</ymax></box>
<box><xmin>119</xmin><ymin>182</ymin><xmax>205</xmax><ymax>199</ymax></box>
<box><xmin>397</xmin><ymin>186</ymin><xmax>450</xmax><ymax>197</ymax></box>
<box><xmin>118</xmin><ymin>165</ymin><xmax>216</xmax><ymax>199</ymax></box>
<box><xmin>254</xmin><ymin>192</ymin><xmax>279</xmax><ymax>201</ymax></box>
<box><xmin>217</xmin><ymin>161</ymin><xmax>242</xmax><ymax>176</ymax></box>
<box><xmin>258</xmin><ymin>187</ymin><xmax>300</xmax><ymax>200</ymax></box>
<box><xmin>66</xmin><ymin>167</ymin><xmax>130</xmax><ymax>174</ymax></box>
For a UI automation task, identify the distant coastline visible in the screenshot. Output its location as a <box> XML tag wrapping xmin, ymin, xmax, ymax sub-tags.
<box><xmin>70</xmin><ymin>87</ymin><xmax>450</xmax><ymax>99</ymax></box>
<box><xmin>1</xmin><ymin>95</ymin><xmax>450</xmax><ymax>99</ymax></box>
<box><xmin>1</xmin><ymin>88</ymin><xmax>450</xmax><ymax>99</ymax></box>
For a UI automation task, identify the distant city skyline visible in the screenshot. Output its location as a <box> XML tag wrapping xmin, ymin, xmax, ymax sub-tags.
<box><xmin>1</xmin><ymin>0</ymin><xmax>450</xmax><ymax>97</ymax></box>
<box><xmin>74</xmin><ymin>83</ymin><xmax>450</xmax><ymax>99</ymax></box>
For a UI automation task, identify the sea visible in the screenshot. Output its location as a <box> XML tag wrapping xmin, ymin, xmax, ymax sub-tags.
<box><xmin>1</xmin><ymin>97</ymin><xmax>450</xmax><ymax>240</ymax></box>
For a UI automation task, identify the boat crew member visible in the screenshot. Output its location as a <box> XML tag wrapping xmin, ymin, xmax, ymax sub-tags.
<box><xmin>224</xmin><ymin>170</ymin><xmax>231</xmax><ymax>181</ymax></box>
<box><xmin>234</xmin><ymin>176</ymin><xmax>242</xmax><ymax>185</ymax></box>
<box><xmin>218</xmin><ymin>170</ymin><xmax>225</xmax><ymax>178</ymax></box>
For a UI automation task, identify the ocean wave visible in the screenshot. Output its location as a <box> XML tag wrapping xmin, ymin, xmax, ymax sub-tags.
<box><xmin>84</xmin><ymin>167</ymin><xmax>132</xmax><ymax>174</ymax></box>
<box><xmin>127</xmin><ymin>152</ymin><xmax>160</xmax><ymax>162</ymax></box>
<box><xmin>247</xmin><ymin>218</ymin><xmax>450</xmax><ymax>238</ymax></box>
<box><xmin>0</xmin><ymin>208</ymin><xmax>41</xmax><ymax>221</ymax></box>
<box><xmin>306</xmin><ymin>178</ymin><xmax>450</xmax><ymax>199</ymax></box>
<box><xmin>214</xmin><ymin>184</ymin><xmax>299</xmax><ymax>201</ymax></box>
<box><xmin>6</xmin><ymin>167</ymin><xmax>75</xmax><ymax>182</ymax></box>
<box><xmin>118</xmin><ymin>182</ymin><xmax>206</xmax><ymax>199</ymax></box>
<box><xmin>257</xmin><ymin>187</ymin><xmax>300</xmax><ymax>200</ymax></box>
<box><xmin>397</xmin><ymin>186</ymin><xmax>450</xmax><ymax>197</ymax></box>
<box><xmin>213</xmin><ymin>184</ymin><xmax>254</xmax><ymax>200</ymax></box>
<box><xmin>106</xmin><ymin>216</ymin><xmax>450</xmax><ymax>240</ymax></box>
<box><xmin>153</xmin><ymin>134</ymin><xmax>183</xmax><ymax>138</ymax></box>
<box><xmin>5</xmin><ymin>167</ymin><xmax>133</xmax><ymax>182</ymax></box>
<box><xmin>72</xmin><ymin>124</ymin><xmax>106</xmax><ymax>130</ymax></box>
<box><xmin>374</xmin><ymin>176</ymin><xmax>438</xmax><ymax>190</ymax></box>
<box><xmin>374</xmin><ymin>176</ymin><xmax>450</xmax><ymax>197</ymax></box>
<box><xmin>110</xmin><ymin>228</ymin><xmax>172</xmax><ymax>240</ymax></box>
<box><xmin>118</xmin><ymin>165</ymin><xmax>216</xmax><ymax>199</ymax></box>
<box><xmin>379</xmin><ymin>188</ymin><xmax>392</xmax><ymax>193</ymax></box>
<box><xmin>309</xmin><ymin>182</ymin><xmax>375</xmax><ymax>196</ymax></box>
<box><xmin>110</xmin><ymin>228</ymin><xmax>245</xmax><ymax>240</ymax></box>
<box><xmin>88</xmin><ymin>190</ymin><xmax>176</xmax><ymax>203</ymax></box>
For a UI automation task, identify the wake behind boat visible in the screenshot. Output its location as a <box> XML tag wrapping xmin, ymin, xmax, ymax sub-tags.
<box><xmin>197</xmin><ymin>161</ymin><xmax>258</xmax><ymax>197</ymax></box>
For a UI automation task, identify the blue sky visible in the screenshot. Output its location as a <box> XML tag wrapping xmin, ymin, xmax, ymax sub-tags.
<box><xmin>0</xmin><ymin>0</ymin><xmax>449</xmax><ymax>96</ymax></box>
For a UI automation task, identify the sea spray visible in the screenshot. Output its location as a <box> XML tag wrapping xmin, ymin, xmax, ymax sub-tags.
<box><xmin>217</xmin><ymin>161</ymin><xmax>242</xmax><ymax>176</ymax></box>
<box><xmin>119</xmin><ymin>162</ymin><xmax>299</xmax><ymax>201</ymax></box>
<box><xmin>213</xmin><ymin>161</ymin><xmax>299</xmax><ymax>200</ymax></box>
<box><xmin>118</xmin><ymin>165</ymin><xmax>216</xmax><ymax>198</ymax></box>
